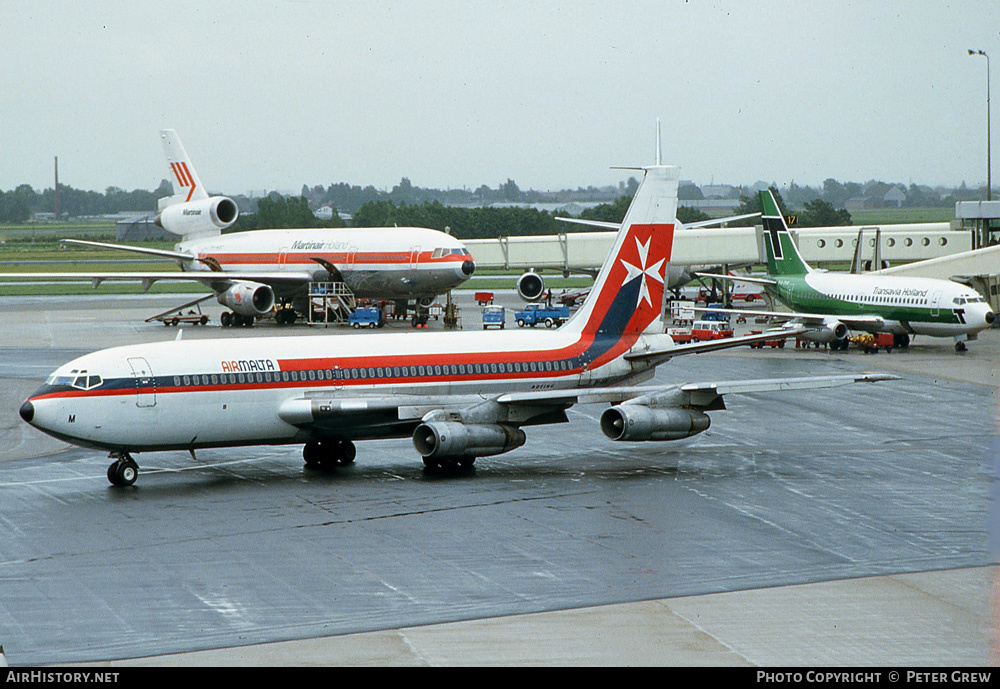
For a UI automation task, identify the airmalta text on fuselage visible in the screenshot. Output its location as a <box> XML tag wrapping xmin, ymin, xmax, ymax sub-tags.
<box><xmin>221</xmin><ymin>359</ymin><xmax>278</xmax><ymax>373</ymax></box>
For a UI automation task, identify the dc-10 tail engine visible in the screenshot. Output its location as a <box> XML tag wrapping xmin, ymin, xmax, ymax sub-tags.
<box><xmin>155</xmin><ymin>196</ymin><xmax>239</xmax><ymax>237</ymax></box>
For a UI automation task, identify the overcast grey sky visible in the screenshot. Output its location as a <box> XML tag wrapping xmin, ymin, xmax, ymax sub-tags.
<box><xmin>2</xmin><ymin>1</ymin><xmax>998</xmax><ymax>196</ymax></box>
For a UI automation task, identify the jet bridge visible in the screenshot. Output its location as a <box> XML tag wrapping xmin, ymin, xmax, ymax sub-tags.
<box><xmin>464</xmin><ymin>222</ymin><xmax>970</xmax><ymax>273</ymax></box>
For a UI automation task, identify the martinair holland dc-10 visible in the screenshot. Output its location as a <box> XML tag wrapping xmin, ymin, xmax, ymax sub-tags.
<box><xmin>19</xmin><ymin>161</ymin><xmax>896</xmax><ymax>487</ymax></box>
<box><xmin>8</xmin><ymin>130</ymin><xmax>475</xmax><ymax>325</ymax></box>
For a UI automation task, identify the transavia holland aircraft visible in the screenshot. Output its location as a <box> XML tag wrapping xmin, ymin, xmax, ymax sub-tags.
<box><xmin>698</xmin><ymin>190</ymin><xmax>995</xmax><ymax>353</ymax></box>
<box><xmin>8</xmin><ymin>130</ymin><xmax>475</xmax><ymax>325</ymax></box>
<box><xmin>19</xmin><ymin>163</ymin><xmax>897</xmax><ymax>487</ymax></box>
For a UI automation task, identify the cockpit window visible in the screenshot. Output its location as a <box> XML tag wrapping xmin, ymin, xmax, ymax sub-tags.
<box><xmin>48</xmin><ymin>368</ymin><xmax>103</xmax><ymax>390</ymax></box>
<box><xmin>431</xmin><ymin>247</ymin><xmax>471</xmax><ymax>258</ymax></box>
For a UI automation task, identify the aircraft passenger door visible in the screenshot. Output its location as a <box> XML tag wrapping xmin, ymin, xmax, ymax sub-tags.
<box><xmin>278</xmin><ymin>248</ymin><xmax>290</xmax><ymax>271</ymax></box>
<box><xmin>930</xmin><ymin>290</ymin><xmax>942</xmax><ymax>317</ymax></box>
<box><xmin>410</xmin><ymin>246</ymin><xmax>421</xmax><ymax>270</ymax></box>
<box><xmin>126</xmin><ymin>357</ymin><xmax>156</xmax><ymax>408</ymax></box>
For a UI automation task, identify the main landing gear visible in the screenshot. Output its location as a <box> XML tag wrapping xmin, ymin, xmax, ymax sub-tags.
<box><xmin>107</xmin><ymin>452</ymin><xmax>139</xmax><ymax>487</ymax></box>
<box><xmin>422</xmin><ymin>456</ymin><xmax>476</xmax><ymax>471</ymax></box>
<box><xmin>303</xmin><ymin>439</ymin><xmax>357</xmax><ymax>469</ymax></box>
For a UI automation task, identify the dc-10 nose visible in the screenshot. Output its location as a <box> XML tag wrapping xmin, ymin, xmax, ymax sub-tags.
<box><xmin>19</xmin><ymin>400</ymin><xmax>34</xmax><ymax>424</ymax></box>
<box><xmin>462</xmin><ymin>259</ymin><xmax>476</xmax><ymax>276</ymax></box>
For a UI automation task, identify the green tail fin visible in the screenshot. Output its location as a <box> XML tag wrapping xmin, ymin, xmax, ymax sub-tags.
<box><xmin>760</xmin><ymin>190</ymin><xmax>811</xmax><ymax>276</ymax></box>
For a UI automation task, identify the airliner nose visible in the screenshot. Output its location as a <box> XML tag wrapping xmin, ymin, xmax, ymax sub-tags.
<box><xmin>462</xmin><ymin>260</ymin><xmax>476</xmax><ymax>277</ymax></box>
<box><xmin>986</xmin><ymin>310</ymin><xmax>996</xmax><ymax>325</ymax></box>
<box><xmin>19</xmin><ymin>400</ymin><xmax>34</xmax><ymax>424</ymax></box>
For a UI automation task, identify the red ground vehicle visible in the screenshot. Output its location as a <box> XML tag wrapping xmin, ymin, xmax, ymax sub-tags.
<box><xmin>474</xmin><ymin>292</ymin><xmax>494</xmax><ymax>306</ymax></box>
<box><xmin>690</xmin><ymin>320</ymin><xmax>734</xmax><ymax>341</ymax></box>
<box><xmin>748</xmin><ymin>329</ymin><xmax>786</xmax><ymax>349</ymax></box>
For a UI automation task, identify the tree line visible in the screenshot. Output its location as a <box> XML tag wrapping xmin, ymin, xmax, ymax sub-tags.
<box><xmin>1</xmin><ymin>173</ymin><xmax>987</xmax><ymax>231</ymax></box>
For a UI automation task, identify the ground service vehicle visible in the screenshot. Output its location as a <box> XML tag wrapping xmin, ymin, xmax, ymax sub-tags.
<box><xmin>690</xmin><ymin>320</ymin><xmax>734</xmax><ymax>341</ymax></box>
<box><xmin>514</xmin><ymin>303</ymin><xmax>570</xmax><ymax>328</ymax></box>
<box><xmin>482</xmin><ymin>306</ymin><xmax>506</xmax><ymax>329</ymax></box>
<box><xmin>348</xmin><ymin>307</ymin><xmax>384</xmax><ymax>329</ymax></box>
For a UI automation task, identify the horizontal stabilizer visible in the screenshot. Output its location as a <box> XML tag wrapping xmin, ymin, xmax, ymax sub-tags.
<box><xmin>62</xmin><ymin>238</ymin><xmax>196</xmax><ymax>262</ymax></box>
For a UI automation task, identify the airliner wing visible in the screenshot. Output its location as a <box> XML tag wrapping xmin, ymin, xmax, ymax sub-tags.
<box><xmin>496</xmin><ymin>372</ymin><xmax>899</xmax><ymax>408</ymax></box>
<box><xmin>1</xmin><ymin>270</ymin><xmax>314</xmax><ymax>290</ymax></box>
<box><xmin>695</xmin><ymin>271</ymin><xmax>777</xmax><ymax>286</ymax></box>
<box><xmin>691</xmin><ymin>306</ymin><xmax>886</xmax><ymax>332</ymax></box>
<box><xmin>623</xmin><ymin>327</ymin><xmax>810</xmax><ymax>366</ymax></box>
<box><xmin>60</xmin><ymin>238</ymin><xmax>199</xmax><ymax>262</ymax></box>
<box><xmin>278</xmin><ymin>370</ymin><xmax>899</xmax><ymax>436</ymax></box>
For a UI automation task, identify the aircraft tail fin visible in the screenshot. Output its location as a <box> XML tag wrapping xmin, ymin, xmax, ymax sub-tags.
<box><xmin>760</xmin><ymin>189</ymin><xmax>812</xmax><ymax>277</ymax></box>
<box><xmin>158</xmin><ymin>129</ymin><xmax>210</xmax><ymax>209</ymax></box>
<box><xmin>563</xmin><ymin>159</ymin><xmax>678</xmax><ymax>340</ymax></box>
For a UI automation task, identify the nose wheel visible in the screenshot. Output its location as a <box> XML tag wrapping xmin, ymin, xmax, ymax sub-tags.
<box><xmin>107</xmin><ymin>453</ymin><xmax>139</xmax><ymax>486</ymax></box>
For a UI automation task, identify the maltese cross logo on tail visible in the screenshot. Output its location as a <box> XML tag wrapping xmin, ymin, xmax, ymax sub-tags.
<box><xmin>621</xmin><ymin>235</ymin><xmax>666</xmax><ymax>309</ymax></box>
<box><xmin>619</xmin><ymin>223</ymin><xmax>671</xmax><ymax>312</ymax></box>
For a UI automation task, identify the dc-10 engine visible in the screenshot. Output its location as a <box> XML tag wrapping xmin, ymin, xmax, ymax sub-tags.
<box><xmin>218</xmin><ymin>282</ymin><xmax>275</xmax><ymax>317</ymax></box>
<box><xmin>155</xmin><ymin>196</ymin><xmax>239</xmax><ymax>236</ymax></box>
<box><xmin>517</xmin><ymin>271</ymin><xmax>545</xmax><ymax>302</ymax></box>
<box><xmin>412</xmin><ymin>421</ymin><xmax>526</xmax><ymax>460</ymax></box>
<box><xmin>600</xmin><ymin>405</ymin><xmax>711</xmax><ymax>441</ymax></box>
<box><xmin>799</xmin><ymin>320</ymin><xmax>848</xmax><ymax>344</ymax></box>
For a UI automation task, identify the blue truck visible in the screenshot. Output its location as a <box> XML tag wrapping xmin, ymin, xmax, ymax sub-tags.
<box><xmin>514</xmin><ymin>303</ymin><xmax>570</xmax><ymax>328</ymax></box>
<box><xmin>348</xmin><ymin>306</ymin><xmax>385</xmax><ymax>329</ymax></box>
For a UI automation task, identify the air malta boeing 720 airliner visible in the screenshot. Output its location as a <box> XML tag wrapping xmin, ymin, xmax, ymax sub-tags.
<box><xmin>19</xmin><ymin>162</ymin><xmax>896</xmax><ymax>487</ymax></box>
<box><xmin>8</xmin><ymin>130</ymin><xmax>474</xmax><ymax>325</ymax></box>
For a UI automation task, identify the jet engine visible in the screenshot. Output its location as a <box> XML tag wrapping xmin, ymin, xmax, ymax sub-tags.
<box><xmin>155</xmin><ymin>196</ymin><xmax>239</xmax><ymax>237</ymax></box>
<box><xmin>412</xmin><ymin>421</ymin><xmax>526</xmax><ymax>459</ymax></box>
<box><xmin>799</xmin><ymin>320</ymin><xmax>849</xmax><ymax>344</ymax></box>
<box><xmin>217</xmin><ymin>282</ymin><xmax>275</xmax><ymax>317</ymax></box>
<box><xmin>517</xmin><ymin>271</ymin><xmax>545</xmax><ymax>302</ymax></box>
<box><xmin>600</xmin><ymin>405</ymin><xmax>711</xmax><ymax>441</ymax></box>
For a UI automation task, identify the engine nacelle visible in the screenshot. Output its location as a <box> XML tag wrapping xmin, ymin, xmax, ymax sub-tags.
<box><xmin>600</xmin><ymin>405</ymin><xmax>710</xmax><ymax>442</ymax></box>
<box><xmin>412</xmin><ymin>422</ymin><xmax>526</xmax><ymax>459</ymax></box>
<box><xmin>155</xmin><ymin>196</ymin><xmax>239</xmax><ymax>237</ymax></box>
<box><xmin>517</xmin><ymin>271</ymin><xmax>545</xmax><ymax>302</ymax></box>
<box><xmin>217</xmin><ymin>282</ymin><xmax>275</xmax><ymax>317</ymax></box>
<box><xmin>799</xmin><ymin>320</ymin><xmax>848</xmax><ymax>344</ymax></box>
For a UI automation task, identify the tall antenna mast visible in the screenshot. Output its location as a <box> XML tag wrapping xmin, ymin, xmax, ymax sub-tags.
<box><xmin>655</xmin><ymin>119</ymin><xmax>662</xmax><ymax>166</ymax></box>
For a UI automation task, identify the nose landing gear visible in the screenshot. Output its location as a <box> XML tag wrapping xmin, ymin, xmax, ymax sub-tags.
<box><xmin>107</xmin><ymin>452</ymin><xmax>139</xmax><ymax>486</ymax></box>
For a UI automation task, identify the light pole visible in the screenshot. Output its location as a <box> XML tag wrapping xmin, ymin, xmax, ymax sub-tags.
<box><xmin>969</xmin><ymin>49</ymin><xmax>991</xmax><ymax>201</ymax></box>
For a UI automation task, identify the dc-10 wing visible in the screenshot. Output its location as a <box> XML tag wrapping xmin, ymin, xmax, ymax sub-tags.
<box><xmin>60</xmin><ymin>238</ymin><xmax>201</xmax><ymax>263</ymax></box>
<box><xmin>1</xmin><ymin>270</ymin><xmax>314</xmax><ymax>291</ymax></box>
